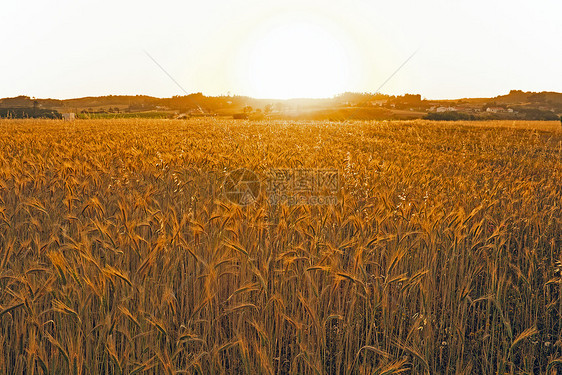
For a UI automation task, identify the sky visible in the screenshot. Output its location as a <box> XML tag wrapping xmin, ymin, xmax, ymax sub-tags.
<box><xmin>1</xmin><ymin>0</ymin><xmax>560</xmax><ymax>100</ymax></box>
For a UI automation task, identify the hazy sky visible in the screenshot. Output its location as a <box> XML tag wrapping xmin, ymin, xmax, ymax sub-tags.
<box><xmin>1</xmin><ymin>0</ymin><xmax>560</xmax><ymax>99</ymax></box>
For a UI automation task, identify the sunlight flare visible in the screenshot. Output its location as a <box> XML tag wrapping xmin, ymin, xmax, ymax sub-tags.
<box><xmin>237</xmin><ymin>20</ymin><xmax>351</xmax><ymax>99</ymax></box>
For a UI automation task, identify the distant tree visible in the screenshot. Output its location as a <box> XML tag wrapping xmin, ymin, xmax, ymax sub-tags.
<box><xmin>243</xmin><ymin>106</ymin><xmax>253</xmax><ymax>114</ymax></box>
<box><xmin>253</xmin><ymin>108</ymin><xmax>264</xmax><ymax>120</ymax></box>
<box><xmin>264</xmin><ymin>104</ymin><xmax>273</xmax><ymax>115</ymax></box>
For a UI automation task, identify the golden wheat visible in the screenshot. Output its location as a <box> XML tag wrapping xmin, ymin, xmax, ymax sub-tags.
<box><xmin>0</xmin><ymin>118</ymin><xmax>561</xmax><ymax>374</ymax></box>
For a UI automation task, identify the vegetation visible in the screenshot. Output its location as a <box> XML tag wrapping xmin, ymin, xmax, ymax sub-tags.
<box><xmin>1</xmin><ymin>118</ymin><xmax>562</xmax><ymax>374</ymax></box>
<box><xmin>76</xmin><ymin>111</ymin><xmax>172</xmax><ymax>120</ymax></box>
<box><xmin>2</xmin><ymin>90</ymin><xmax>561</xmax><ymax>121</ymax></box>
<box><xmin>511</xmin><ymin>108</ymin><xmax>560</xmax><ymax>121</ymax></box>
<box><xmin>424</xmin><ymin>112</ymin><xmax>476</xmax><ymax>121</ymax></box>
<box><xmin>425</xmin><ymin>109</ymin><xmax>560</xmax><ymax>122</ymax></box>
<box><xmin>0</xmin><ymin>108</ymin><xmax>61</xmax><ymax>119</ymax></box>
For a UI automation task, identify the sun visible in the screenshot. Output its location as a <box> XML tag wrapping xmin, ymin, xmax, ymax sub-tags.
<box><xmin>236</xmin><ymin>20</ymin><xmax>352</xmax><ymax>99</ymax></box>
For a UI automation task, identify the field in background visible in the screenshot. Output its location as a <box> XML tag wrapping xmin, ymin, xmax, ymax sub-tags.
<box><xmin>1</xmin><ymin>119</ymin><xmax>562</xmax><ymax>374</ymax></box>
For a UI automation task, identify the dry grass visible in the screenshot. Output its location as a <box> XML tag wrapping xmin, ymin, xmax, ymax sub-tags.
<box><xmin>1</xmin><ymin>118</ymin><xmax>562</xmax><ymax>374</ymax></box>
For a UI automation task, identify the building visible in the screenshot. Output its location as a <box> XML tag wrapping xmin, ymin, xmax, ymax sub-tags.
<box><xmin>369</xmin><ymin>100</ymin><xmax>387</xmax><ymax>106</ymax></box>
<box><xmin>62</xmin><ymin>113</ymin><xmax>75</xmax><ymax>121</ymax></box>
<box><xmin>436</xmin><ymin>106</ymin><xmax>457</xmax><ymax>113</ymax></box>
<box><xmin>486</xmin><ymin>107</ymin><xmax>506</xmax><ymax>113</ymax></box>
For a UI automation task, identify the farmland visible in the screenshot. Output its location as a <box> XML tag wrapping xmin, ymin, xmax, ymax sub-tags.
<box><xmin>1</xmin><ymin>118</ymin><xmax>562</xmax><ymax>374</ymax></box>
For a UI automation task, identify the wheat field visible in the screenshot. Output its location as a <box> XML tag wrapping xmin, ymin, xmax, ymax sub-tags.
<box><xmin>1</xmin><ymin>118</ymin><xmax>562</xmax><ymax>374</ymax></box>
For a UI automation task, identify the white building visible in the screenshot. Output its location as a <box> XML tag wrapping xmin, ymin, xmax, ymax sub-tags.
<box><xmin>436</xmin><ymin>106</ymin><xmax>457</xmax><ymax>113</ymax></box>
<box><xmin>486</xmin><ymin>107</ymin><xmax>505</xmax><ymax>113</ymax></box>
<box><xmin>62</xmin><ymin>113</ymin><xmax>75</xmax><ymax>121</ymax></box>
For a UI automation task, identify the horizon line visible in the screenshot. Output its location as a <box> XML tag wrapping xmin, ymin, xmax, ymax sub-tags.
<box><xmin>1</xmin><ymin>89</ymin><xmax>559</xmax><ymax>103</ymax></box>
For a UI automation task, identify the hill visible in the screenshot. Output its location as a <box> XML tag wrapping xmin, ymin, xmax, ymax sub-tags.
<box><xmin>0</xmin><ymin>90</ymin><xmax>560</xmax><ymax>120</ymax></box>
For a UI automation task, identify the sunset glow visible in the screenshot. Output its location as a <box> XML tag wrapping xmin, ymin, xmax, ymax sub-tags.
<box><xmin>236</xmin><ymin>20</ymin><xmax>352</xmax><ymax>99</ymax></box>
